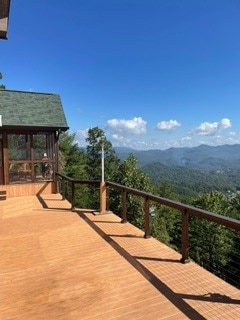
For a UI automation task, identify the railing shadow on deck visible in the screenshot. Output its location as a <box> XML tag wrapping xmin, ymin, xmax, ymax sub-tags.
<box><xmin>180</xmin><ymin>292</ymin><xmax>240</xmax><ymax>305</ymax></box>
<box><xmin>74</xmin><ymin>208</ymin><xmax>240</xmax><ymax>320</ymax></box>
<box><xmin>36</xmin><ymin>194</ymin><xmax>73</xmax><ymax>211</ymax></box>
<box><xmin>75</xmin><ymin>209</ymin><xmax>206</xmax><ymax>320</ymax></box>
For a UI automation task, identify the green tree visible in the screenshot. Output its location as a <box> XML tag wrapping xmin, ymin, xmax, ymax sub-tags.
<box><xmin>151</xmin><ymin>181</ymin><xmax>181</xmax><ymax>249</ymax></box>
<box><xmin>189</xmin><ymin>191</ymin><xmax>234</xmax><ymax>279</ymax></box>
<box><xmin>59</xmin><ymin>131</ymin><xmax>88</xmax><ymax>207</ymax></box>
<box><xmin>59</xmin><ymin>131</ymin><xmax>86</xmax><ymax>178</ymax></box>
<box><xmin>225</xmin><ymin>192</ymin><xmax>240</xmax><ymax>288</ymax></box>
<box><xmin>229</xmin><ymin>192</ymin><xmax>240</xmax><ymax>220</ymax></box>
<box><xmin>86</xmin><ymin>127</ymin><xmax>119</xmax><ymax>181</ymax></box>
<box><xmin>225</xmin><ymin>229</ymin><xmax>240</xmax><ymax>288</ymax></box>
<box><xmin>85</xmin><ymin>127</ymin><xmax>120</xmax><ymax>209</ymax></box>
<box><xmin>111</xmin><ymin>154</ymin><xmax>153</xmax><ymax>228</ymax></box>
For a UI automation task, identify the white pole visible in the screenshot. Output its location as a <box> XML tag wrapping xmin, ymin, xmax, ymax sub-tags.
<box><xmin>101</xmin><ymin>142</ymin><xmax>104</xmax><ymax>182</ymax></box>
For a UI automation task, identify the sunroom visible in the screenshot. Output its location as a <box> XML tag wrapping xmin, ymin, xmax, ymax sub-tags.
<box><xmin>0</xmin><ymin>89</ymin><xmax>68</xmax><ymax>186</ymax></box>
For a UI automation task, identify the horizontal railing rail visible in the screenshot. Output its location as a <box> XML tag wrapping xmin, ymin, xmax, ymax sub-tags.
<box><xmin>56</xmin><ymin>172</ymin><xmax>100</xmax><ymax>186</ymax></box>
<box><xmin>106</xmin><ymin>181</ymin><xmax>240</xmax><ymax>266</ymax></box>
<box><xmin>106</xmin><ymin>181</ymin><xmax>240</xmax><ymax>231</ymax></box>
<box><xmin>56</xmin><ymin>172</ymin><xmax>100</xmax><ymax>210</ymax></box>
<box><xmin>56</xmin><ymin>173</ymin><xmax>240</xmax><ymax>266</ymax></box>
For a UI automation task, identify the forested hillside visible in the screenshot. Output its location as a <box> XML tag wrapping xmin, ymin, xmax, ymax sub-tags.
<box><xmin>115</xmin><ymin>144</ymin><xmax>240</xmax><ymax>197</ymax></box>
<box><xmin>115</xmin><ymin>144</ymin><xmax>240</xmax><ymax>170</ymax></box>
<box><xmin>142</xmin><ymin>162</ymin><xmax>239</xmax><ymax>198</ymax></box>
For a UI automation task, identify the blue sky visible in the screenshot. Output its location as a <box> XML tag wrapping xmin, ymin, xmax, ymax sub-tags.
<box><xmin>1</xmin><ymin>0</ymin><xmax>240</xmax><ymax>150</ymax></box>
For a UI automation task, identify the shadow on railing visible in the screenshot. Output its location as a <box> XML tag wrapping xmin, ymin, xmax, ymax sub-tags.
<box><xmin>56</xmin><ymin>172</ymin><xmax>240</xmax><ymax>287</ymax></box>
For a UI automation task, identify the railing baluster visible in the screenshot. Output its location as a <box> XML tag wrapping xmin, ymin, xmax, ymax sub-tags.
<box><xmin>144</xmin><ymin>196</ymin><xmax>151</xmax><ymax>239</ymax></box>
<box><xmin>181</xmin><ymin>208</ymin><xmax>190</xmax><ymax>263</ymax></box>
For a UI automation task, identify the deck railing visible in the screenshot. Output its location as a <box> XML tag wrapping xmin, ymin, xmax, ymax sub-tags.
<box><xmin>56</xmin><ymin>172</ymin><xmax>240</xmax><ymax>266</ymax></box>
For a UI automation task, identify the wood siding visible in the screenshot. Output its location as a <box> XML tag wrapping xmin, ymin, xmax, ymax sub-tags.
<box><xmin>0</xmin><ymin>182</ymin><xmax>56</xmax><ymax>197</ymax></box>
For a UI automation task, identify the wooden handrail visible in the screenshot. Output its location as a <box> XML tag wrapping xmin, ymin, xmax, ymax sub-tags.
<box><xmin>106</xmin><ymin>181</ymin><xmax>240</xmax><ymax>232</ymax></box>
<box><xmin>56</xmin><ymin>172</ymin><xmax>100</xmax><ymax>185</ymax></box>
<box><xmin>55</xmin><ymin>173</ymin><xmax>240</xmax><ymax>263</ymax></box>
<box><xmin>106</xmin><ymin>180</ymin><xmax>240</xmax><ymax>263</ymax></box>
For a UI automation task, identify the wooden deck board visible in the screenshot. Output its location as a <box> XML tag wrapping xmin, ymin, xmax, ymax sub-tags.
<box><xmin>0</xmin><ymin>194</ymin><xmax>239</xmax><ymax>319</ymax></box>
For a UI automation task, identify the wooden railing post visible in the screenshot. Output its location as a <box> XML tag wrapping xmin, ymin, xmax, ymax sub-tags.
<box><xmin>100</xmin><ymin>181</ymin><xmax>107</xmax><ymax>213</ymax></box>
<box><xmin>180</xmin><ymin>208</ymin><xmax>190</xmax><ymax>263</ymax></box>
<box><xmin>144</xmin><ymin>196</ymin><xmax>151</xmax><ymax>239</ymax></box>
<box><xmin>121</xmin><ymin>188</ymin><xmax>127</xmax><ymax>223</ymax></box>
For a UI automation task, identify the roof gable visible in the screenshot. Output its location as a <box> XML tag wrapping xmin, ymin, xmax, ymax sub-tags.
<box><xmin>0</xmin><ymin>90</ymin><xmax>69</xmax><ymax>130</ymax></box>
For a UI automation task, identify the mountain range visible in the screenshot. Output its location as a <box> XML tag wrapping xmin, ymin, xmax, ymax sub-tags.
<box><xmin>114</xmin><ymin>144</ymin><xmax>240</xmax><ymax>196</ymax></box>
<box><xmin>115</xmin><ymin>144</ymin><xmax>240</xmax><ymax>171</ymax></box>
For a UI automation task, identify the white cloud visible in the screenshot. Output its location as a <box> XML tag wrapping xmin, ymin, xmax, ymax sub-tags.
<box><xmin>111</xmin><ymin>133</ymin><xmax>131</xmax><ymax>144</ymax></box>
<box><xmin>107</xmin><ymin>117</ymin><xmax>147</xmax><ymax>135</ymax></box>
<box><xmin>73</xmin><ymin>117</ymin><xmax>237</xmax><ymax>151</ymax></box>
<box><xmin>156</xmin><ymin>119</ymin><xmax>181</xmax><ymax>131</ymax></box>
<box><xmin>193</xmin><ymin>118</ymin><xmax>231</xmax><ymax>136</ymax></box>
<box><xmin>181</xmin><ymin>136</ymin><xmax>192</xmax><ymax>143</ymax></box>
<box><xmin>218</xmin><ymin>118</ymin><xmax>231</xmax><ymax>129</ymax></box>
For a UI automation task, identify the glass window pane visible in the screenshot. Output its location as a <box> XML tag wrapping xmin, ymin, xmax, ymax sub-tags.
<box><xmin>8</xmin><ymin>134</ymin><xmax>31</xmax><ymax>160</ymax></box>
<box><xmin>33</xmin><ymin>134</ymin><xmax>47</xmax><ymax>160</ymax></box>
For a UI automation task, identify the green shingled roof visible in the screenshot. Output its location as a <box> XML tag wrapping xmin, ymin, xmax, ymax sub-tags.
<box><xmin>0</xmin><ymin>89</ymin><xmax>69</xmax><ymax>130</ymax></box>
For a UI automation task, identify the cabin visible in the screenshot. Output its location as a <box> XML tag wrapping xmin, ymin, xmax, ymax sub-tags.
<box><xmin>0</xmin><ymin>0</ymin><xmax>11</xmax><ymax>39</ymax></box>
<box><xmin>0</xmin><ymin>89</ymin><xmax>68</xmax><ymax>196</ymax></box>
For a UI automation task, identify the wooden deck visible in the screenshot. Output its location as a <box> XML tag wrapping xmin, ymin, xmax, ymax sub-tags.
<box><xmin>0</xmin><ymin>194</ymin><xmax>240</xmax><ymax>320</ymax></box>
